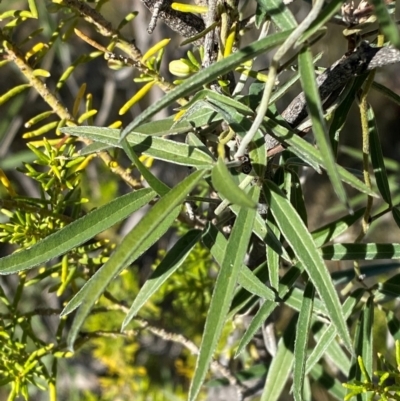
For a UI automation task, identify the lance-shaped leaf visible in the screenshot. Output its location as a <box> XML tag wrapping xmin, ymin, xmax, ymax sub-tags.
<box><xmin>211</xmin><ymin>158</ymin><xmax>257</xmax><ymax>208</ymax></box>
<box><xmin>60</xmin><ymin>126</ymin><xmax>214</xmax><ymax>168</ymax></box>
<box><xmin>122</xmin><ymin>230</ymin><xmax>202</xmax><ymax>328</ymax></box>
<box><xmin>0</xmin><ymin>188</ymin><xmax>156</xmax><ymax>274</ymax></box>
<box><xmin>62</xmin><ymin>170</ymin><xmax>206</xmax><ymax>349</ymax></box>
<box><xmin>188</xmin><ymin>186</ymin><xmax>258</xmax><ymax>401</ymax></box>
<box><xmin>321</xmin><ymin>243</ymin><xmax>400</xmax><ymax>260</ymax></box>
<box><xmin>293</xmin><ymin>281</ymin><xmax>315</xmax><ymax>401</ymax></box>
<box><xmin>260</xmin><ymin>314</ymin><xmax>298</xmax><ymax>401</ymax></box>
<box><xmin>263</xmin><ymin>180</ymin><xmax>352</xmax><ymax>352</ymax></box>
<box><xmin>298</xmin><ymin>46</ymin><xmax>349</xmax><ymax>209</ymax></box>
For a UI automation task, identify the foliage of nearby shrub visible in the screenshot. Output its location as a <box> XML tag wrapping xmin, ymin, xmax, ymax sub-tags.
<box><xmin>1</xmin><ymin>0</ymin><xmax>400</xmax><ymax>400</ymax></box>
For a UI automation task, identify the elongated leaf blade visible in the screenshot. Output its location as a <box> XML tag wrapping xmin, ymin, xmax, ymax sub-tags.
<box><xmin>311</xmin><ymin>208</ymin><xmax>365</xmax><ymax>248</ymax></box>
<box><xmin>321</xmin><ymin>243</ymin><xmax>400</xmax><ymax>260</ymax></box>
<box><xmin>368</xmin><ymin>106</ymin><xmax>392</xmax><ymax>205</ymax></box>
<box><xmin>293</xmin><ymin>281</ymin><xmax>315</xmax><ymax>401</ymax></box>
<box><xmin>235</xmin><ymin>265</ymin><xmax>302</xmax><ymax>356</ymax></box>
<box><xmin>122</xmin><ymin>229</ymin><xmax>202</xmax><ymax>327</ymax></box>
<box><xmin>121</xmin><ymin>138</ymin><xmax>170</xmax><ymax>196</ymax></box>
<box><xmin>211</xmin><ymin>158</ymin><xmax>257</xmax><ymax>208</ymax></box>
<box><xmin>0</xmin><ymin>188</ymin><xmax>156</xmax><ymax>274</ymax></box>
<box><xmin>306</xmin><ymin>288</ymin><xmax>364</xmax><ymax>375</ymax></box>
<box><xmin>263</xmin><ymin>180</ymin><xmax>353</xmax><ymax>352</ymax></box>
<box><xmin>256</xmin><ymin>0</ymin><xmax>297</xmax><ymax>30</ymax></box>
<box><xmin>121</xmin><ymin>30</ymin><xmax>293</xmax><ymax>137</ymax></box>
<box><xmin>260</xmin><ymin>314</ymin><xmax>298</xmax><ymax>401</ymax></box>
<box><xmin>61</xmin><ymin>126</ymin><xmax>214</xmax><ymax>168</ymax></box>
<box><xmin>263</xmin><ymin>116</ymin><xmax>378</xmax><ymax>197</ymax></box>
<box><xmin>189</xmin><ymin>186</ymin><xmax>258</xmax><ymax>401</ymax></box>
<box><xmin>62</xmin><ymin>170</ymin><xmax>206</xmax><ymax>349</ymax></box>
<box><xmin>298</xmin><ymin>46</ymin><xmax>349</xmax><ymax>209</ymax></box>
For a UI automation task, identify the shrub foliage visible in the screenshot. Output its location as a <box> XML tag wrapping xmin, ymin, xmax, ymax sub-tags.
<box><xmin>1</xmin><ymin>0</ymin><xmax>400</xmax><ymax>400</ymax></box>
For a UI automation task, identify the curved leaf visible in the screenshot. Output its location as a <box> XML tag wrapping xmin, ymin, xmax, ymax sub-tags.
<box><xmin>211</xmin><ymin>158</ymin><xmax>257</xmax><ymax>208</ymax></box>
<box><xmin>122</xmin><ymin>229</ymin><xmax>202</xmax><ymax>327</ymax></box>
<box><xmin>0</xmin><ymin>188</ymin><xmax>156</xmax><ymax>274</ymax></box>
<box><xmin>61</xmin><ymin>126</ymin><xmax>214</xmax><ymax>168</ymax></box>
<box><xmin>263</xmin><ymin>180</ymin><xmax>352</xmax><ymax>352</ymax></box>
<box><xmin>62</xmin><ymin>170</ymin><xmax>206</xmax><ymax>349</ymax></box>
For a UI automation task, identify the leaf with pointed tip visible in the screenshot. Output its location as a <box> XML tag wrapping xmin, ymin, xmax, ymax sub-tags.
<box><xmin>188</xmin><ymin>186</ymin><xmax>258</xmax><ymax>401</ymax></box>
<box><xmin>235</xmin><ymin>265</ymin><xmax>302</xmax><ymax>356</ymax></box>
<box><xmin>299</xmin><ymin>46</ymin><xmax>349</xmax><ymax>209</ymax></box>
<box><xmin>293</xmin><ymin>281</ymin><xmax>315</xmax><ymax>401</ymax></box>
<box><xmin>211</xmin><ymin>158</ymin><xmax>257</xmax><ymax>208</ymax></box>
<box><xmin>121</xmin><ymin>138</ymin><xmax>170</xmax><ymax>196</ymax></box>
<box><xmin>311</xmin><ymin>208</ymin><xmax>365</xmax><ymax>248</ymax></box>
<box><xmin>62</xmin><ymin>170</ymin><xmax>206</xmax><ymax>349</ymax></box>
<box><xmin>260</xmin><ymin>314</ymin><xmax>298</xmax><ymax>401</ymax></box>
<box><xmin>122</xmin><ymin>229</ymin><xmax>202</xmax><ymax>328</ymax></box>
<box><xmin>60</xmin><ymin>126</ymin><xmax>214</xmax><ymax>168</ymax></box>
<box><xmin>306</xmin><ymin>289</ymin><xmax>364</xmax><ymax>375</ymax></box>
<box><xmin>0</xmin><ymin>188</ymin><xmax>155</xmax><ymax>274</ymax></box>
<box><xmin>368</xmin><ymin>106</ymin><xmax>392</xmax><ymax>205</ymax></box>
<box><xmin>263</xmin><ymin>180</ymin><xmax>353</xmax><ymax>352</ymax></box>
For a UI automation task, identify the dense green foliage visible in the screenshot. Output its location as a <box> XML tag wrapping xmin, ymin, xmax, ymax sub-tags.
<box><xmin>1</xmin><ymin>0</ymin><xmax>400</xmax><ymax>400</ymax></box>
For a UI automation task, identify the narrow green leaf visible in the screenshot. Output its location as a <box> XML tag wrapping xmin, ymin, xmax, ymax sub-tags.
<box><xmin>266</xmin><ymin>212</ymin><xmax>280</xmax><ymax>290</ymax></box>
<box><xmin>60</xmin><ymin>126</ymin><xmax>214</xmax><ymax>168</ymax></box>
<box><xmin>289</xmin><ymin>169</ymin><xmax>308</xmax><ymax>226</ymax></box>
<box><xmin>311</xmin><ymin>208</ymin><xmax>365</xmax><ymax>248</ymax></box>
<box><xmin>306</xmin><ymin>288</ymin><xmax>364</xmax><ymax>375</ymax></box>
<box><xmin>298</xmin><ymin>46</ymin><xmax>348</xmax><ymax>209</ymax></box>
<box><xmin>0</xmin><ymin>188</ymin><xmax>156</xmax><ymax>274</ymax></box>
<box><xmin>293</xmin><ymin>281</ymin><xmax>315</xmax><ymax>401</ymax></box>
<box><xmin>211</xmin><ymin>158</ymin><xmax>257</xmax><ymax>208</ymax></box>
<box><xmin>189</xmin><ymin>186</ymin><xmax>258</xmax><ymax>401</ymax></box>
<box><xmin>122</xmin><ymin>230</ymin><xmax>202</xmax><ymax>327</ymax></box>
<box><xmin>347</xmin><ymin>296</ymin><xmax>374</xmax><ymax>400</ymax></box>
<box><xmin>260</xmin><ymin>314</ymin><xmax>298</xmax><ymax>401</ymax></box>
<box><xmin>256</xmin><ymin>0</ymin><xmax>297</xmax><ymax>30</ymax></box>
<box><xmin>235</xmin><ymin>265</ymin><xmax>302</xmax><ymax>356</ymax></box>
<box><xmin>263</xmin><ymin>180</ymin><xmax>352</xmax><ymax>352</ymax></box>
<box><xmin>368</xmin><ymin>106</ymin><xmax>392</xmax><ymax>205</ymax></box>
<box><xmin>62</xmin><ymin>170</ymin><xmax>206</xmax><ymax>349</ymax></box>
<box><xmin>230</xmin><ymin>206</ymin><xmax>291</xmax><ymax>262</ymax></box>
<box><xmin>121</xmin><ymin>29</ymin><xmax>293</xmax><ymax>137</ymax></box>
<box><xmin>201</xmin><ymin>223</ymin><xmax>275</xmax><ymax>301</ymax></box>
<box><xmin>249</xmin><ymin>130</ymin><xmax>267</xmax><ymax>179</ymax></box>
<box><xmin>180</xmin><ymin>89</ymin><xmax>253</xmax><ymax>116</ymax></box>
<box><xmin>329</xmin><ymin>76</ymin><xmax>366</xmax><ymax>155</ymax></box>
<box><xmin>121</xmin><ymin>138</ymin><xmax>170</xmax><ymax>196</ymax></box>
<box><xmin>263</xmin><ymin>116</ymin><xmax>378</xmax><ymax>197</ymax></box>
<box><xmin>321</xmin><ymin>243</ymin><xmax>400</xmax><ymax>260</ymax></box>
<box><xmin>369</xmin><ymin>0</ymin><xmax>400</xmax><ymax>48</ymax></box>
